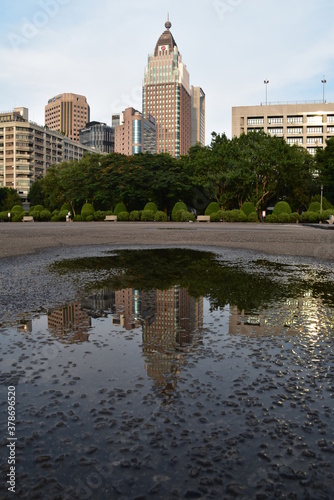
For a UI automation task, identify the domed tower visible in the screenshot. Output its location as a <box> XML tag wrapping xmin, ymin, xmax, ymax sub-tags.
<box><xmin>142</xmin><ymin>17</ymin><xmax>192</xmax><ymax>157</ymax></box>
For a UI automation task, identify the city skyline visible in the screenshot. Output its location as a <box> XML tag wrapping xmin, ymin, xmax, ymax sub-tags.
<box><xmin>0</xmin><ymin>0</ymin><xmax>333</xmax><ymax>144</ymax></box>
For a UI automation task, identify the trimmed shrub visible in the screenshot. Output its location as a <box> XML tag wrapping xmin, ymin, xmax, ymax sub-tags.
<box><xmin>248</xmin><ymin>212</ymin><xmax>258</xmax><ymax>222</ymax></box>
<box><xmin>241</xmin><ymin>202</ymin><xmax>256</xmax><ymax>217</ymax></box>
<box><xmin>308</xmin><ymin>201</ymin><xmax>321</xmax><ymax>213</ymax></box>
<box><xmin>94</xmin><ymin>210</ymin><xmax>106</xmax><ymax>222</ymax></box>
<box><xmin>172</xmin><ymin>202</ymin><xmax>187</xmax><ymax>221</ymax></box>
<box><xmin>290</xmin><ymin>212</ymin><xmax>299</xmax><ymax>223</ymax></box>
<box><xmin>319</xmin><ymin>209</ymin><xmax>334</xmax><ymax>222</ymax></box>
<box><xmin>154</xmin><ymin>210</ymin><xmax>167</xmax><ymax>222</ymax></box>
<box><xmin>311</xmin><ymin>195</ymin><xmax>332</xmax><ymax>211</ymax></box>
<box><xmin>129</xmin><ymin>210</ymin><xmax>140</xmax><ymax>221</ymax></box>
<box><xmin>205</xmin><ymin>202</ymin><xmax>220</xmax><ymax>216</ymax></box>
<box><xmin>141</xmin><ymin>210</ymin><xmax>155</xmax><ymax>221</ymax></box>
<box><xmin>117</xmin><ymin>211</ymin><xmax>130</xmax><ymax>221</ymax></box>
<box><xmin>30</xmin><ymin>205</ymin><xmax>44</xmax><ymax>215</ymax></box>
<box><xmin>11</xmin><ymin>205</ymin><xmax>24</xmax><ymax>215</ymax></box>
<box><xmin>210</xmin><ymin>211</ymin><xmax>222</xmax><ymax>222</ymax></box>
<box><xmin>273</xmin><ymin>201</ymin><xmax>292</xmax><ymax>216</ymax></box>
<box><xmin>52</xmin><ymin>209</ymin><xmax>59</xmax><ymax>216</ymax></box>
<box><xmin>265</xmin><ymin>214</ymin><xmax>278</xmax><ymax>223</ymax></box>
<box><xmin>12</xmin><ymin>213</ymin><xmax>24</xmax><ymax>222</ymax></box>
<box><xmin>81</xmin><ymin>203</ymin><xmax>94</xmax><ymax>221</ymax></box>
<box><xmin>114</xmin><ymin>202</ymin><xmax>127</xmax><ymax>216</ymax></box>
<box><xmin>144</xmin><ymin>202</ymin><xmax>158</xmax><ymax>213</ymax></box>
<box><xmin>60</xmin><ymin>203</ymin><xmax>71</xmax><ymax>212</ymax></box>
<box><xmin>300</xmin><ymin>211</ymin><xmax>320</xmax><ymax>223</ymax></box>
<box><xmin>73</xmin><ymin>215</ymin><xmax>82</xmax><ymax>222</ymax></box>
<box><xmin>85</xmin><ymin>214</ymin><xmax>94</xmax><ymax>222</ymax></box>
<box><xmin>174</xmin><ymin>210</ymin><xmax>195</xmax><ymax>222</ymax></box>
<box><xmin>277</xmin><ymin>213</ymin><xmax>290</xmax><ymax>223</ymax></box>
<box><xmin>39</xmin><ymin>209</ymin><xmax>52</xmax><ymax>222</ymax></box>
<box><xmin>51</xmin><ymin>210</ymin><xmax>68</xmax><ymax>222</ymax></box>
<box><xmin>0</xmin><ymin>211</ymin><xmax>10</xmax><ymax>221</ymax></box>
<box><xmin>223</xmin><ymin>209</ymin><xmax>247</xmax><ymax>222</ymax></box>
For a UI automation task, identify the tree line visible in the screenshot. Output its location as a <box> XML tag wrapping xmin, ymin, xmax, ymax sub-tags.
<box><xmin>19</xmin><ymin>131</ymin><xmax>334</xmax><ymax>217</ymax></box>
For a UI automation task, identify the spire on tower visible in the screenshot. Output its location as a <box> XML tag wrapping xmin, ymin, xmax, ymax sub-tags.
<box><xmin>165</xmin><ymin>13</ymin><xmax>172</xmax><ymax>30</ymax></box>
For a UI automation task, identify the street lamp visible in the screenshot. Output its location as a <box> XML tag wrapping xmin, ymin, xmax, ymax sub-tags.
<box><xmin>320</xmin><ymin>184</ymin><xmax>323</xmax><ymax>215</ymax></box>
<box><xmin>264</xmin><ymin>79</ymin><xmax>269</xmax><ymax>105</ymax></box>
<box><xmin>321</xmin><ymin>76</ymin><xmax>326</xmax><ymax>103</ymax></box>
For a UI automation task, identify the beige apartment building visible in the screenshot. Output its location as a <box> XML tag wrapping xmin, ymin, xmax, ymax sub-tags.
<box><xmin>0</xmin><ymin>107</ymin><xmax>94</xmax><ymax>202</ymax></box>
<box><xmin>232</xmin><ymin>102</ymin><xmax>334</xmax><ymax>154</ymax></box>
<box><xmin>45</xmin><ymin>93</ymin><xmax>90</xmax><ymax>142</ymax></box>
<box><xmin>114</xmin><ymin>107</ymin><xmax>156</xmax><ymax>156</ymax></box>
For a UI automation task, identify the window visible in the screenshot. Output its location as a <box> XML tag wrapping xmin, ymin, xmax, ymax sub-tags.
<box><xmin>247</xmin><ymin>117</ymin><xmax>264</xmax><ymax>125</ymax></box>
<box><xmin>287</xmin><ymin>116</ymin><xmax>303</xmax><ymax>124</ymax></box>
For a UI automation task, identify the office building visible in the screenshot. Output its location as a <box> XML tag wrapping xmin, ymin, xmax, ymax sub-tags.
<box><xmin>114</xmin><ymin>107</ymin><xmax>156</xmax><ymax>155</ymax></box>
<box><xmin>0</xmin><ymin>108</ymin><xmax>95</xmax><ymax>201</ymax></box>
<box><xmin>45</xmin><ymin>92</ymin><xmax>90</xmax><ymax>142</ymax></box>
<box><xmin>232</xmin><ymin>102</ymin><xmax>334</xmax><ymax>154</ymax></box>
<box><xmin>143</xmin><ymin>18</ymin><xmax>204</xmax><ymax>156</ymax></box>
<box><xmin>79</xmin><ymin>121</ymin><xmax>114</xmax><ymax>153</ymax></box>
<box><xmin>191</xmin><ymin>86</ymin><xmax>205</xmax><ymax>146</ymax></box>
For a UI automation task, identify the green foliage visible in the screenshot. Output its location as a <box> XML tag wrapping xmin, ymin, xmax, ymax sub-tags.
<box><xmin>93</xmin><ymin>211</ymin><xmax>106</xmax><ymax>222</ymax></box>
<box><xmin>174</xmin><ymin>210</ymin><xmax>195</xmax><ymax>222</ymax></box>
<box><xmin>39</xmin><ymin>209</ymin><xmax>52</xmax><ymax>222</ymax></box>
<box><xmin>300</xmin><ymin>211</ymin><xmax>320</xmax><ymax>223</ymax></box>
<box><xmin>73</xmin><ymin>215</ymin><xmax>82</xmax><ymax>222</ymax></box>
<box><xmin>0</xmin><ymin>188</ymin><xmax>22</xmax><ymax>211</ymax></box>
<box><xmin>0</xmin><ymin>211</ymin><xmax>10</xmax><ymax>221</ymax></box>
<box><xmin>143</xmin><ymin>202</ymin><xmax>158</xmax><ymax>213</ymax></box>
<box><xmin>290</xmin><ymin>212</ymin><xmax>299</xmax><ymax>223</ymax></box>
<box><xmin>114</xmin><ymin>202</ymin><xmax>127</xmax><ymax>216</ymax></box>
<box><xmin>319</xmin><ymin>209</ymin><xmax>334</xmax><ymax>222</ymax></box>
<box><xmin>86</xmin><ymin>215</ymin><xmax>94</xmax><ymax>222</ymax></box>
<box><xmin>129</xmin><ymin>210</ymin><xmax>141</xmax><ymax>221</ymax></box>
<box><xmin>12</xmin><ymin>213</ymin><xmax>24</xmax><ymax>222</ymax></box>
<box><xmin>247</xmin><ymin>212</ymin><xmax>258</xmax><ymax>222</ymax></box>
<box><xmin>311</xmin><ymin>194</ymin><xmax>332</xmax><ymax>210</ymax></box>
<box><xmin>30</xmin><ymin>205</ymin><xmax>44</xmax><ymax>215</ymax></box>
<box><xmin>210</xmin><ymin>211</ymin><xmax>222</xmax><ymax>222</ymax></box>
<box><xmin>11</xmin><ymin>205</ymin><xmax>24</xmax><ymax>214</ymax></box>
<box><xmin>277</xmin><ymin>213</ymin><xmax>290</xmax><ymax>223</ymax></box>
<box><xmin>265</xmin><ymin>214</ymin><xmax>278</xmax><ymax>223</ymax></box>
<box><xmin>61</xmin><ymin>203</ymin><xmax>71</xmax><ymax>212</ymax></box>
<box><xmin>223</xmin><ymin>209</ymin><xmax>248</xmax><ymax>222</ymax></box>
<box><xmin>141</xmin><ymin>210</ymin><xmax>155</xmax><ymax>221</ymax></box>
<box><xmin>273</xmin><ymin>201</ymin><xmax>292</xmax><ymax>215</ymax></box>
<box><xmin>117</xmin><ymin>211</ymin><xmax>130</xmax><ymax>221</ymax></box>
<box><xmin>172</xmin><ymin>201</ymin><xmax>187</xmax><ymax>221</ymax></box>
<box><xmin>81</xmin><ymin>203</ymin><xmax>94</xmax><ymax>220</ymax></box>
<box><xmin>154</xmin><ymin>210</ymin><xmax>167</xmax><ymax>222</ymax></box>
<box><xmin>241</xmin><ymin>201</ymin><xmax>256</xmax><ymax>216</ymax></box>
<box><xmin>205</xmin><ymin>202</ymin><xmax>220</xmax><ymax>216</ymax></box>
<box><xmin>308</xmin><ymin>201</ymin><xmax>321</xmax><ymax>212</ymax></box>
<box><xmin>28</xmin><ymin>179</ymin><xmax>45</xmax><ymax>207</ymax></box>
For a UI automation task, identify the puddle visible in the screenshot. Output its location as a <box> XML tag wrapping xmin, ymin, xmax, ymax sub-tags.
<box><xmin>0</xmin><ymin>248</ymin><xmax>334</xmax><ymax>499</ymax></box>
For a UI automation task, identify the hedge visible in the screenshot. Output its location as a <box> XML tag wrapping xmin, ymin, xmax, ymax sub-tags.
<box><xmin>273</xmin><ymin>201</ymin><xmax>292</xmax><ymax>215</ymax></box>
<box><xmin>172</xmin><ymin>202</ymin><xmax>187</xmax><ymax>221</ymax></box>
<box><xmin>154</xmin><ymin>210</ymin><xmax>167</xmax><ymax>222</ymax></box>
<box><xmin>205</xmin><ymin>202</ymin><xmax>220</xmax><ymax>216</ymax></box>
<box><xmin>143</xmin><ymin>202</ymin><xmax>158</xmax><ymax>213</ymax></box>
<box><xmin>114</xmin><ymin>202</ymin><xmax>127</xmax><ymax>216</ymax></box>
<box><xmin>117</xmin><ymin>211</ymin><xmax>130</xmax><ymax>221</ymax></box>
<box><xmin>81</xmin><ymin>203</ymin><xmax>94</xmax><ymax>220</ymax></box>
<box><xmin>241</xmin><ymin>202</ymin><xmax>256</xmax><ymax>216</ymax></box>
<box><xmin>141</xmin><ymin>210</ymin><xmax>155</xmax><ymax>221</ymax></box>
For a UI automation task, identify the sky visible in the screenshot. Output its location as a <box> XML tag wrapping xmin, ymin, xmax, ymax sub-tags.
<box><xmin>0</xmin><ymin>0</ymin><xmax>333</xmax><ymax>145</ymax></box>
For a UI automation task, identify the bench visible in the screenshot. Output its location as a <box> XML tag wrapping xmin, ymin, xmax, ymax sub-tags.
<box><xmin>104</xmin><ymin>215</ymin><xmax>117</xmax><ymax>222</ymax></box>
<box><xmin>325</xmin><ymin>214</ymin><xmax>334</xmax><ymax>224</ymax></box>
<box><xmin>197</xmin><ymin>215</ymin><xmax>210</xmax><ymax>222</ymax></box>
<box><xmin>22</xmin><ymin>216</ymin><xmax>34</xmax><ymax>222</ymax></box>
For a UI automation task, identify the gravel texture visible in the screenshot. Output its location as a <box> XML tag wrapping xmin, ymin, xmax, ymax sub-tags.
<box><xmin>1</xmin><ymin>221</ymin><xmax>334</xmax><ymax>261</ymax></box>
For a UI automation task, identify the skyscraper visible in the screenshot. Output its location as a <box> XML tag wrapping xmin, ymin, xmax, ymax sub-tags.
<box><xmin>143</xmin><ymin>18</ymin><xmax>199</xmax><ymax>157</ymax></box>
<box><xmin>45</xmin><ymin>93</ymin><xmax>90</xmax><ymax>142</ymax></box>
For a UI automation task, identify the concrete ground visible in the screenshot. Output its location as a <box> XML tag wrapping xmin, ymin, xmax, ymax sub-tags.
<box><xmin>0</xmin><ymin>221</ymin><xmax>333</xmax><ymax>261</ymax></box>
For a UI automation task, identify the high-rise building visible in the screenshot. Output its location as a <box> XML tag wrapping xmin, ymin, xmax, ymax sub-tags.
<box><xmin>0</xmin><ymin>108</ymin><xmax>94</xmax><ymax>201</ymax></box>
<box><xmin>45</xmin><ymin>93</ymin><xmax>90</xmax><ymax>142</ymax></box>
<box><xmin>232</xmin><ymin>102</ymin><xmax>334</xmax><ymax>154</ymax></box>
<box><xmin>79</xmin><ymin>121</ymin><xmax>115</xmax><ymax>153</ymax></box>
<box><xmin>191</xmin><ymin>86</ymin><xmax>205</xmax><ymax>146</ymax></box>
<box><xmin>114</xmin><ymin>107</ymin><xmax>156</xmax><ymax>155</ymax></box>
<box><xmin>143</xmin><ymin>18</ymin><xmax>202</xmax><ymax>157</ymax></box>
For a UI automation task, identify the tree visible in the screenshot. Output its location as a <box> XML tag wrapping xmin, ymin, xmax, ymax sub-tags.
<box><xmin>315</xmin><ymin>137</ymin><xmax>334</xmax><ymax>204</ymax></box>
<box><xmin>0</xmin><ymin>188</ymin><xmax>22</xmax><ymax>211</ymax></box>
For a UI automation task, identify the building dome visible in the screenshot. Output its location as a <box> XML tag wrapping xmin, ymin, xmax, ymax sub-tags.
<box><xmin>154</xmin><ymin>19</ymin><xmax>177</xmax><ymax>56</ymax></box>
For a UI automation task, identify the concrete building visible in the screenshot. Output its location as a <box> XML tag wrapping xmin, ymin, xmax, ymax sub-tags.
<box><xmin>232</xmin><ymin>102</ymin><xmax>334</xmax><ymax>154</ymax></box>
<box><xmin>191</xmin><ymin>86</ymin><xmax>205</xmax><ymax>146</ymax></box>
<box><xmin>0</xmin><ymin>108</ymin><xmax>95</xmax><ymax>202</ymax></box>
<box><xmin>45</xmin><ymin>92</ymin><xmax>90</xmax><ymax>142</ymax></box>
<box><xmin>79</xmin><ymin>121</ymin><xmax>114</xmax><ymax>153</ymax></box>
<box><xmin>143</xmin><ymin>18</ymin><xmax>204</xmax><ymax>157</ymax></box>
<box><xmin>114</xmin><ymin>107</ymin><xmax>156</xmax><ymax>155</ymax></box>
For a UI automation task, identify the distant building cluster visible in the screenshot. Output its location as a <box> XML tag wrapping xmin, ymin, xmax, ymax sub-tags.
<box><xmin>1</xmin><ymin>17</ymin><xmax>333</xmax><ymax>203</ymax></box>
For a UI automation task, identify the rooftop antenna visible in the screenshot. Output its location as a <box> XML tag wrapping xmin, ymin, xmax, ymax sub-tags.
<box><xmin>165</xmin><ymin>13</ymin><xmax>171</xmax><ymax>30</ymax></box>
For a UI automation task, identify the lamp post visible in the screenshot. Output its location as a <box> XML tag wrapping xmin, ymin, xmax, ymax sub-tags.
<box><xmin>264</xmin><ymin>79</ymin><xmax>269</xmax><ymax>105</ymax></box>
<box><xmin>321</xmin><ymin>76</ymin><xmax>326</xmax><ymax>103</ymax></box>
<box><xmin>320</xmin><ymin>184</ymin><xmax>323</xmax><ymax>215</ymax></box>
